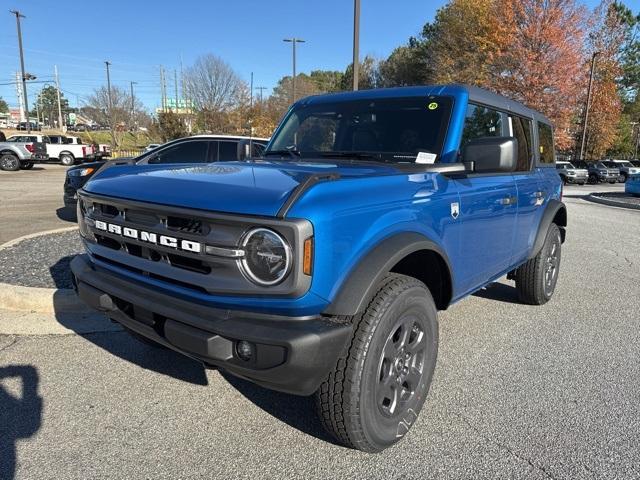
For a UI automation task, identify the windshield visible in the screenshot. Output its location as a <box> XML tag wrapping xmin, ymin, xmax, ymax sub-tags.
<box><xmin>266</xmin><ymin>96</ymin><xmax>453</xmax><ymax>163</ymax></box>
<box><xmin>617</xmin><ymin>161</ymin><xmax>632</xmax><ymax>167</ymax></box>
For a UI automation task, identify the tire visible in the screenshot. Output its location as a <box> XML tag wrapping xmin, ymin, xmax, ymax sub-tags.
<box><xmin>608</xmin><ymin>180</ymin><xmax>616</xmax><ymax>184</ymax></box>
<box><xmin>315</xmin><ymin>273</ymin><xmax>438</xmax><ymax>453</ymax></box>
<box><xmin>20</xmin><ymin>162</ymin><xmax>34</xmax><ymax>170</ymax></box>
<box><xmin>588</xmin><ymin>175</ymin><xmax>597</xmax><ymax>184</ymax></box>
<box><xmin>561</xmin><ymin>176</ymin><xmax>568</xmax><ymax>185</ymax></box>
<box><xmin>514</xmin><ymin>223</ymin><xmax>562</xmax><ymax>305</ymax></box>
<box><xmin>0</xmin><ymin>154</ymin><xmax>20</xmax><ymax>171</ymax></box>
<box><xmin>60</xmin><ymin>153</ymin><xmax>75</xmax><ymax>166</ymax></box>
<box><xmin>621</xmin><ymin>174</ymin><xmax>628</xmax><ymax>183</ymax></box>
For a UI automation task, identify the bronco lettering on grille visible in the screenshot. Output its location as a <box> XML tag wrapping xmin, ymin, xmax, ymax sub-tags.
<box><xmin>94</xmin><ymin>220</ymin><xmax>202</xmax><ymax>253</ymax></box>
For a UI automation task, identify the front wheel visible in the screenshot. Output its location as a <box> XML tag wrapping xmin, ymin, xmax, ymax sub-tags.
<box><xmin>60</xmin><ymin>153</ymin><xmax>75</xmax><ymax>166</ymax></box>
<box><xmin>315</xmin><ymin>273</ymin><xmax>438</xmax><ymax>453</ymax></box>
<box><xmin>0</xmin><ymin>154</ymin><xmax>20</xmax><ymax>171</ymax></box>
<box><xmin>514</xmin><ymin>223</ymin><xmax>562</xmax><ymax>305</ymax></box>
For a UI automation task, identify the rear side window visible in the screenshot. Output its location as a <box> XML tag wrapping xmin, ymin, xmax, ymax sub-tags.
<box><xmin>149</xmin><ymin>140</ymin><xmax>209</xmax><ymax>164</ymax></box>
<box><xmin>461</xmin><ymin>104</ymin><xmax>503</xmax><ymax>151</ymax></box>
<box><xmin>510</xmin><ymin>116</ymin><xmax>533</xmax><ymax>172</ymax></box>
<box><xmin>537</xmin><ymin>122</ymin><xmax>555</xmax><ymax>164</ymax></box>
<box><xmin>218</xmin><ymin>141</ymin><xmax>238</xmax><ymax>161</ymax></box>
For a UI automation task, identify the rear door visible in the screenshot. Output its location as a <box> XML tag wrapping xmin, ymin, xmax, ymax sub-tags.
<box><xmin>453</xmin><ymin>103</ymin><xmax>518</xmax><ymax>294</ymax></box>
<box><xmin>510</xmin><ymin>114</ymin><xmax>543</xmax><ymax>265</ymax></box>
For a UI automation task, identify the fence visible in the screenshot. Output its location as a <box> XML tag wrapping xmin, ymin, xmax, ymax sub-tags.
<box><xmin>110</xmin><ymin>149</ymin><xmax>144</xmax><ymax>159</ymax></box>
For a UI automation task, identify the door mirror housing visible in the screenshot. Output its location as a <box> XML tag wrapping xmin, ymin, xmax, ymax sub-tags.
<box><xmin>462</xmin><ymin>137</ymin><xmax>517</xmax><ymax>173</ymax></box>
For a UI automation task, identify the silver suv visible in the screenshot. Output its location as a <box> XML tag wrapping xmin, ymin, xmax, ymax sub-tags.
<box><xmin>606</xmin><ymin>160</ymin><xmax>640</xmax><ymax>183</ymax></box>
<box><xmin>556</xmin><ymin>161</ymin><xmax>588</xmax><ymax>185</ymax></box>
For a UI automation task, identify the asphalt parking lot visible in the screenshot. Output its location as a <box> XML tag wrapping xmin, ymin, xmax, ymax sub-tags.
<box><xmin>1</xmin><ymin>169</ymin><xmax>639</xmax><ymax>479</ymax></box>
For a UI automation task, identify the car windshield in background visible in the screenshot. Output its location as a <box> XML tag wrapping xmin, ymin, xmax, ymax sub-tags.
<box><xmin>265</xmin><ymin>96</ymin><xmax>453</xmax><ymax>163</ymax></box>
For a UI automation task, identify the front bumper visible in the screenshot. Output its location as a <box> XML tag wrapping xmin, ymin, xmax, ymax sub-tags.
<box><xmin>566</xmin><ymin>175</ymin><xmax>587</xmax><ymax>183</ymax></box>
<box><xmin>71</xmin><ymin>254</ymin><xmax>352</xmax><ymax>396</ymax></box>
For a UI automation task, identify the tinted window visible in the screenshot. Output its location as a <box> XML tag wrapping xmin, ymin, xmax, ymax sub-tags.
<box><xmin>461</xmin><ymin>104</ymin><xmax>503</xmax><ymax>148</ymax></box>
<box><xmin>268</xmin><ymin>96</ymin><xmax>453</xmax><ymax>162</ymax></box>
<box><xmin>510</xmin><ymin>115</ymin><xmax>533</xmax><ymax>171</ymax></box>
<box><xmin>149</xmin><ymin>141</ymin><xmax>209</xmax><ymax>164</ymax></box>
<box><xmin>537</xmin><ymin>122</ymin><xmax>555</xmax><ymax>164</ymax></box>
<box><xmin>218</xmin><ymin>141</ymin><xmax>238</xmax><ymax>161</ymax></box>
<box><xmin>252</xmin><ymin>142</ymin><xmax>266</xmax><ymax>157</ymax></box>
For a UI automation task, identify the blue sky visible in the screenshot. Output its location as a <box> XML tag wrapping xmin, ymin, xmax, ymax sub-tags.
<box><xmin>0</xmin><ymin>0</ymin><xmax>632</xmax><ymax>112</ymax></box>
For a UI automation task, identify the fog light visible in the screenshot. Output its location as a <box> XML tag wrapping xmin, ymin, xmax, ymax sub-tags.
<box><xmin>236</xmin><ymin>340</ymin><xmax>254</xmax><ymax>361</ymax></box>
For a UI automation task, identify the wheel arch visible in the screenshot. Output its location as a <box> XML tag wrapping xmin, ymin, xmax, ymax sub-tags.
<box><xmin>529</xmin><ymin>199</ymin><xmax>567</xmax><ymax>259</ymax></box>
<box><xmin>323</xmin><ymin>232</ymin><xmax>454</xmax><ymax>317</ymax></box>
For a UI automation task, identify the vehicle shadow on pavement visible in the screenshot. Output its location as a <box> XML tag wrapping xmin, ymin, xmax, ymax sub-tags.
<box><xmin>55</xmin><ymin>206</ymin><xmax>77</xmax><ymax>223</ymax></box>
<box><xmin>222</xmin><ymin>373</ymin><xmax>335</xmax><ymax>445</ymax></box>
<box><xmin>472</xmin><ymin>282</ymin><xmax>520</xmax><ymax>304</ymax></box>
<box><xmin>51</xmin><ymin>257</ymin><xmax>209</xmax><ymax>386</ymax></box>
<box><xmin>0</xmin><ymin>365</ymin><xmax>42</xmax><ymax>480</ymax></box>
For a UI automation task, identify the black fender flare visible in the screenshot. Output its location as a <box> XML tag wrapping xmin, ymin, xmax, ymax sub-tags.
<box><xmin>59</xmin><ymin>151</ymin><xmax>75</xmax><ymax>157</ymax></box>
<box><xmin>529</xmin><ymin>199</ymin><xmax>567</xmax><ymax>259</ymax></box>
<box><xmin>323</xmin><ymin>232</ymin><xmax>453</xmax><ymax>317</ymax></box>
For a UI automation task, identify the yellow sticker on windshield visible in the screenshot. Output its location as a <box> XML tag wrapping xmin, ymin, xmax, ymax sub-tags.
<box><xmin>428</xmin><ymin>102</ymin><xmax>438</xmax><ymax>110</ymax></box>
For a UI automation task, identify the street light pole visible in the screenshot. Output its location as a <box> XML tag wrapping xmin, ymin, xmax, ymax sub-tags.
<box><xmin>352</xmin><ymin>0</ymin><xmax>361</xmax><ymax>91</ymax></box>
<box><xmin>55</xmin><ymin>65</ymin><xmax>64</xmax><ymax>132</ymax></box>
<box><xmin>579</xmin><ymin>52</ymin><xmax>600</xmax><ymax>162</ymax></box>
<box><xmin>283</xmin><ymin>38</ymin><xmax>305</xmax><ymax>103</ymax></box>
<box><xmin>10</xmin><ymin>10</ymin><xmax>30</xmax><ymax>132</ymax></box>
<box><xmin>104</xmin><ymin>61</ymin><xmax>112</xmax><ymax>126</ymax></box>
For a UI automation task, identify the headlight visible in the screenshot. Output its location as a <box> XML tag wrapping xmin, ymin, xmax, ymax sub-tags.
<box><xmin>240</xmin><ymin>228</ymin><xmax>291</xmax><ymax>286</ymax></box>
<box><xmin>68</xmin><ymin>167</ymin><xmax>95</xmax><ymax>177</ymax></box>
<box><xmin>77</xmin><ymin>198</ymin><xmax>95</xmax><ymax>241</ymax></box>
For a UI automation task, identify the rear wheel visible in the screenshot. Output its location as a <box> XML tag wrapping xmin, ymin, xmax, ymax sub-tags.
<box><xmin>60</xmin><ymin>153</ymin><xmax>75</xmax><ymax>166</ymax></box>
<box><xmin>514</xmin><ymin>223</ymin><xmax>562</xmax><ymax>305</ymax></box>
<box><xmin>20</xmin><ymin>162</ymin><xmax>34</xmax><ymax>170</ymax></box>
<box><xmin>315</xmin><ymin>273</ymin><xmax>438</xmax><ymax>452</ymax></box>
<box><xmin>0</xmin><ymin>154</ymin><xmax>20</xmax><ymax>171</ymax></box>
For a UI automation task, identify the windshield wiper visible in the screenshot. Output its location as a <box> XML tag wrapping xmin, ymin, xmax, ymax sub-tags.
<box><xmin>263</xmin><ymin>145</ymin><xmax>301</xmax><ymax>159</ymax></box>
<box><xmin>319</xmin><ymin>151</ymin><xmax>389</xmax><ymax>162</ymax></box>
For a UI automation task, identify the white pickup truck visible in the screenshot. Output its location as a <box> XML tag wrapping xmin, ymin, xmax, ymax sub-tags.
<box><xmin>7</xmin><ymin>134</ymin><xmax>95</xmax><ymax>165</ymax></box>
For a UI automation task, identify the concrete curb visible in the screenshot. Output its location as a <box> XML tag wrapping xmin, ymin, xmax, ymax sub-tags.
<box><xmin>587</xmin><ymin>193</ymin><xmax>640</xmax><ymax>211</ymax></box>
<box><xmin>0</xmin><ymin>226</ymin><xmax>88</xmax><ymax>314</ymax></box>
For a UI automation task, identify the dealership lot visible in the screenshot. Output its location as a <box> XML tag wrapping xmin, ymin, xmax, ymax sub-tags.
<box><xmin>1</xmin><ymin>169</ymin><xmax>639</xmax><ymax>479</ymax></box>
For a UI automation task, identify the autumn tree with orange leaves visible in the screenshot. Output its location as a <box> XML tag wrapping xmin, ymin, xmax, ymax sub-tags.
<box><xmin>487</xmin><ymin>0</ymin><xmax>588</xmax><ymax>150</ymax></box>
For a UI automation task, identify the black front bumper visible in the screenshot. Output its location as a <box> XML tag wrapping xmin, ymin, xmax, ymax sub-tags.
<box><xmin>71</xmin><ymin>254</ymin><xmax>352</xmax><ymax>396</ymax></box>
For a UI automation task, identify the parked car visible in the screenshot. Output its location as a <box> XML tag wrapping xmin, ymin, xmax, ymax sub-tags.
<box><xmin>63</xmin><ymin>135</ymin><xmax>269</xmax><ymax>206</ymax></box>
<box><xmin>6</xmin><ymin>134</ymin><xmax>94</xmax><ymax>166</ymax></box>
<box><xmin>629</xmin><ymin>160</ymin><xmax>640</xmax><ymax>168</ymax></box>
<box><xmin>144</xmin><ymin>143</ymin><xmax>161</xmax><ymax>152</ymax></box>
<box><xmin>556</xmin><ymin>160</ymin><xmax>587</xmax><ymax>185</ymax></box>
<box><xmin>625</xmin><ymin>173</ymin><xmax>640</xmax><ymax>197</ymax></box>
<box><xmin>605</xmin><ymin>159</ymin><xmax>640</xmax><ymax>183</ymax></box>
<box><xmin>72</xmin><ymin>85</ymin><xmax>566</xmax><ymax>452</ymax></box>
<box><xmin>16</xmin><ymin>121</ymin><xmax>41</xmax><ymax>131</ymax></box>
<box><xmin>0</xmin><ymin>138</ymin><xmax>48</xmax><ymax>170</ymax></box>
<box><xmin>588</xmin><ymin>161</ymin><xmax>619</xmax><ymax>184</ymax></box>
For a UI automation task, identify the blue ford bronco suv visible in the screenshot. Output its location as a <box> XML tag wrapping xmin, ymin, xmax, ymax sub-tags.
<box><xmin>71</xmin><ymin>85</ymin><xmax>566</xmax><ymax>453</ymax></box>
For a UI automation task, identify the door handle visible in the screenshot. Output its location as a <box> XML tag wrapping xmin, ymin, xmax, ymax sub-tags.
<box><xmin>499</xmin><ymin>196</ymin><xmax>517</xmax><ymax>206</ymax></box>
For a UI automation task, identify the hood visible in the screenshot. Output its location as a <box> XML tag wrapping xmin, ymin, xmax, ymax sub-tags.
<box><xmin>83</xmin><ymin>160</ymin><xmax>401</xmax><ymax>217</ymax></box>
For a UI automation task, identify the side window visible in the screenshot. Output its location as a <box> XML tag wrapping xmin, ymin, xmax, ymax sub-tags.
<box><xmin>537</xmin><ymin>122</ymin><xmax>555</xmax><ymax>164</ymax></box>
<box><xmin>252</xmin><ymin>142</ymin><xmax>266</xmax><ymax>157</ymax></box>
<box><xmin>510</xmin><ymin>115</ymin><xmax>533</xmax><ymax>171</ymax></box>
<box><xmin>218</xmin><ymin>141</ymin><xmax>238</xmax><ymax>161</ymax></box>
<box><xmin>149</xmin><ymin>141</ymin><xmax>208</xmax><ymax>164</ymax></box>
<box><xmin>461</xmin><ymin>104</ymin><xmax>503</xmax><ymax>148</ymax></box>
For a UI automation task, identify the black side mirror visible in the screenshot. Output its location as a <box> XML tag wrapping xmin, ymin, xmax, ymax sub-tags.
<box><xmin>463</xmin><ymin>137</ymin><xmax>517</xmax><ymax>173</ymax></box>
<box><xmin>237</xmin><ymin>139</ymin><xmax>251</xmax><ymax>161</ymax></box>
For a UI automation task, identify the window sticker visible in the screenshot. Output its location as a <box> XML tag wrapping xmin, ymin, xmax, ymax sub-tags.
<box><xmin>416</xmin><ymin>152</ymin><xmax>437</xmax><ymax>164</ymax></box>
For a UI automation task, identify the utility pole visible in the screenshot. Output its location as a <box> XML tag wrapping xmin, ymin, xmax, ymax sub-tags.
<box><xmin>352</xmin><ymin>0</ymin><xmax>361</xmax><ymax>91</ymax></box>
<box><xmin>54</xmin><ymin>65</ymin><xmax>64</xmax><ymax>131</ymax></box>
<box><xmin>250</xmin><ymin>72</ymin><xmax>254</xmax><ymax>110</ymax></box>
<box><xmin>11</xmin><ymin>10</ymin><xmax>31</xmax><ymax>132</ymax></box>
<box><xmin>579</xmin><ymin>52</ymin><xmax>600</xmax><ymax>162</ymax></box>
<box><xmin>159</xmin><ymin>66</ymin><xmax>166</xmax><ymax>112</ymax></box>
<box><xmin>104</xmin><ymin>61</ymin><xmax>112</xmax><ymax>128</ymax></box>
<box><xmin>174</xmin><ymin>69</ymin><xmax>179</xmax><ymax>113</ymax></box>
<box><xmin>129</xmin><ymin>81</ymin><xmax>136</xmax><ymax>114</ymax></box>
<box><xmin>283</xmin><ymin>38</ymin><xmax>305</xmax><ymax>103</ymax></box>
<box><xmin>256</xmin><ymin>86</ymin><xmax>267</xmax><ymax>103</ymax></box>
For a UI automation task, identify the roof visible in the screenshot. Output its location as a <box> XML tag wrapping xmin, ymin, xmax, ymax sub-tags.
<box><xmin>188</xmin><ymin>134</ymin><xmax>270</xmax><ymax>141</ymax></box>
<box><xmin>297</xmin><ymin>84</ymin><xmax>552</xmax><ymax>125</ymax></box>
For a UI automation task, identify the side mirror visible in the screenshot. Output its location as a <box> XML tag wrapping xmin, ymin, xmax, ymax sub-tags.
<box><xmin>463</xmin><ymin>137</ymin><xmax>517</xmax><ymax>173</ymax></box>
<box><xmin>237</xmin><ymin>139</ymin><xmax>251</xmax><ymax>161</ymax></box>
